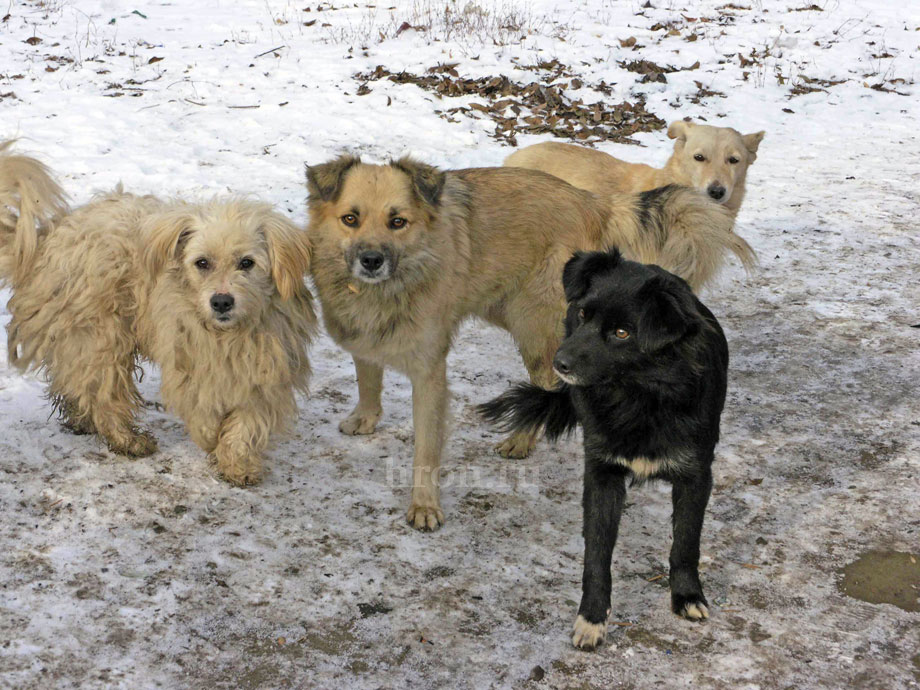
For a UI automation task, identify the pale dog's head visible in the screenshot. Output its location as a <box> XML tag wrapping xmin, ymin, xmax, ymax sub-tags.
<box><xmin>144</xmin><ymin>200</ymin><xmax>311</xmax><ymax>329</ymax></box>
<box><xmin>667</xmin><ymin>121</ymin><xmax>765</xmax><ymax>209</ymax></box>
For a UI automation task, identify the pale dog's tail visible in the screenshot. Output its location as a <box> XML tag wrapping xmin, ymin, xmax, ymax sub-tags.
<box><xmin>604</xmin><ymin>185</ymin><xmax>756</xmax><ymax>292</ymax></box>
<box><xmin>0</xmin><ymin>140</ymin><xmax>69</xmax><ymax>284</ymax></box>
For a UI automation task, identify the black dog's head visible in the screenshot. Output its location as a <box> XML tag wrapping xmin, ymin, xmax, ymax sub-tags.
<box><xmin>554</xmin><ymin>249</ymin><xmax>703</xmax><ymax>386</ymax></box>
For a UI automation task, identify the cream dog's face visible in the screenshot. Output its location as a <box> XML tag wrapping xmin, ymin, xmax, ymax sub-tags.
<box><xmin>180</xmin><ymin>215</ymin><xmax>274</xmax><ymax>328</ymax></box>
<box><xmin>145</xmin><ymin>201</ymin><xmax>311</xmax><ymax>330</ymax></box>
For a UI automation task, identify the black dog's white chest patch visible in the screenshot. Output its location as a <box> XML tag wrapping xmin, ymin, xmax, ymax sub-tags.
<box><xmin>606</xmin><ymin>455</ymin><xmax>683</xmax><ymax>479</ymax></box>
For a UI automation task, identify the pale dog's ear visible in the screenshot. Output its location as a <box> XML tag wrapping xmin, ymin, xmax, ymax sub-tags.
<box><xmin>742</xmin><ymin>131</ymin><xmax>766</xmax><ymax>160</ymax></box>
<box><xmin>667</xmin><ymin>120</ymin><xmax>692</xmax><ymax>143</ymax></box>
<box><xmin>143</xmin><ymin>209</ymin><xmax>196</xmax><ymax>277</ymax></box>
<box><xmin>260</xmin><ymin>212</ymin><xmax>311</xmax><ymax>300</ymax></box>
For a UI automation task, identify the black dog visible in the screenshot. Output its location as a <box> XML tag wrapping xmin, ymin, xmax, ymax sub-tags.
<box><xmin>479</xmin><ymin>249</ymin><xmax>728</xmax><ymax>650</ymax></box>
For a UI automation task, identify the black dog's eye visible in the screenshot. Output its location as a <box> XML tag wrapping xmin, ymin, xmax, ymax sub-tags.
<box><xmin>389</xmin><ymin>217</ymin><xmax>407</xmax><ymax>230</ymax></box>
<box><xmin>577</xmin><ymin>308</ymin><xmax>586</xmax><ymax>323</ymax></box>
<box><xmin>238</xmin><ymin>257</ymin><xmax>255</xmax><ymax>271</ymax></box>
<box><xmin>341</xmin><ymin>214</ymin><xmax>358</xmax><ymax>227</ymax></box>
<box><xmin>194</xmin><ymin>258</ymin><xmax>210</xmax><ymax>271</ymax></box>
<box><xmin>693</xmin><ymin>154</ymin><xmax>705</xmax><ymax>162</ymax></box>
<box><xmin>728</xmin><ymin>156</ymin><xmax>740</xmax><ymax>164</ymax></box>
<box><xmin>614</xmin><ymin>328</ymin><xmax>630</xmax><ymax>340</ymax></box>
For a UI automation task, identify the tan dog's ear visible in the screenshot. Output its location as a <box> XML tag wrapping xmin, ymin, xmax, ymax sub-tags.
<box><xmin>143</xmin><ymin>209</ymin><xmax>195</xmax><ymax>277</ymax></box>
<box><xmin>260</xmin><ymin>212</ymin><xmax>311</xmax><ymax>300</ymax></box>
<box><xmin>305</xmin><ymin>155</ymin><xmax>360</xmax><ymax>203</ymax></box>
<box><xmin>391</xmin><ymin>157</ymin><xmax>446</xmax><ymax>207</ymax></box>
<box><xmin>742</xmin><ymin>131</ymin><xmax>765</xmax><ymax>159</ymax></box>
<box><xmin>667</xmin><ymin>120</ymin><xmax>692</xmax><ymax>142</ymax></box>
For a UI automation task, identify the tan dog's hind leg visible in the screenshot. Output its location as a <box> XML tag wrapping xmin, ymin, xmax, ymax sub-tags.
<box><xmin>496</xmin><ymin>301</ymin><xmax>562</xmax><ymax>459</ymax></box>
<box><xmin>339</xmin><ymin>356</ymin><xmax>383</xmax><ymax>435</ymax></box>
<box><xmin>211</xmin><ymin>405</ymin><xmax>270</xmax><ymax>486</ymax></box>
<box><xmin>406</xmin><ymin>358</ymin><xmax>447</xmax><ymax>531</ymax></box>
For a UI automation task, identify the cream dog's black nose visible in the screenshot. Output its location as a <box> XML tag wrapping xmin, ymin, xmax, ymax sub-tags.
<box><xmin>359</xmin><ymin>251</ymin><xmax>385</xmax><ymax>272</ymax></box>
<box><xmin>210</xmin><ymin>293</ymin><xmax>235</xmax><ymax>313</ymax></box>
<box><xmin>707</xmin><ymin>183</ymin><xmax>726</xmax><ymax>201</ymax></box>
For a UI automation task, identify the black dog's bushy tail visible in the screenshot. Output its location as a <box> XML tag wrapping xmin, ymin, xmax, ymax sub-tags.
<box><xmin>477</xmin><ymin>383</ymin><xmax>578</xmax><ymax>441</ymax></box>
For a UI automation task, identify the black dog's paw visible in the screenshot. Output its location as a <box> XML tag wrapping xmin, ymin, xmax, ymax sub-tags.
<box><xmin>572</xmin><ymin>614</ymin><xmax>608</xmax><ymax>650</ymax></box>
<box><xmin>671</xmin><ymin>592</ymin><xmax>710</xmax><ymax>621</ymax></box>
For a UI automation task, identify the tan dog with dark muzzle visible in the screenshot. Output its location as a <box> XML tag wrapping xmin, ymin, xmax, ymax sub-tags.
<box><xmin>305</xmin><ymin>156</ymin><xmax>737</xmax><ymax>530</ymax></box>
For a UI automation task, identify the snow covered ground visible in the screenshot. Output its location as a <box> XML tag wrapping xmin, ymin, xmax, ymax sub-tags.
<box><xmin>1</xmin><ymin>0</ymin><xmax>919</xmax><ymax>687</ymax></box>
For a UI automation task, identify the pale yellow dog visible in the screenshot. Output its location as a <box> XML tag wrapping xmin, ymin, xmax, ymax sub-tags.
<box><xmin>506</xmin><ymin>120</ymin><xmax>765</xmax><ymax>221</ymax></box>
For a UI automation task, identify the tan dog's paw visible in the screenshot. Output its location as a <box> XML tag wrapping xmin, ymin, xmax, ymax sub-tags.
<box><xmin>495</xmin><ymin>431</ymin><xmax>536</xmax><ymax>459</ymax></box>
<box><xmin>107</xmin><ymin>429</ymin><xmax>158</xmax><ymax>458</ymax></box>
<box><xmin>406</xmin><ymin>502</ymin><xmax>444</xmax><ymax>531</ymax></box>
<box><xmin>339</xmin><ymin>408</ymin><xmax>381</xmax><ymax>435</ymax></box>
<box><xmin>212</xmin><ymin>452</ymin><xmax>263</xmax><ymax>487</ymax></box>
<box><xmin>572</xmin><ymin>614</ymin><xmax>607</xmax><ymax>650</ymax></box>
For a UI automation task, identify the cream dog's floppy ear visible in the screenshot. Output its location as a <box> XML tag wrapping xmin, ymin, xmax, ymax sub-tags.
<box><xmin>260</xmin><ymin>212</ymin><xmax>311</xmax><ymax>300</ymax></box>
<box><xmin>667</xmin><ymin>120</ymin><xmax>692</xmax><ymax>142</ymax></box>
<box><xmin>143</xmin><ymin>208</ymin><xmax>195</xmax><ymax>277</ymax></box>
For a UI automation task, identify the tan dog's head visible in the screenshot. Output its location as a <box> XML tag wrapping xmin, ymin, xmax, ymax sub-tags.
<box><xmin>144</xmin><ymin>200</ymin><xmax>310</xmax><ymax>329</ymax></box>
<box><xmin>667</xmin><ymin>121</ymin><xmax>765</xmax><ymax>210</ymax></box>
<box><xmin>306</xmin><ymin>155</ymin><xmax>445</xmax><ymax>287</ymax></box>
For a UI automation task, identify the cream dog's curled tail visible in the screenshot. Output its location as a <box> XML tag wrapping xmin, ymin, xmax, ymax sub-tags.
<box><xmin>0</xmin><ymin>140</ymin><xmax>69</xmax><ymax>285</ymax></box>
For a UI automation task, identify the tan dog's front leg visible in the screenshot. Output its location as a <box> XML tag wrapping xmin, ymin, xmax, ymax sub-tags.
<box><xmin>211</xmin><ymin>406</ymin><xmax>271</xmax><ymax>486</ymax></box>
<box><xmin>339</xmin><ymin>356</ymin><xmax>384</xmax><ymax>435</ymax></box>
<box><xmin>406</xmin><ymin>358</ymin><xmax>448</xmax><ymax>531</ymax></box>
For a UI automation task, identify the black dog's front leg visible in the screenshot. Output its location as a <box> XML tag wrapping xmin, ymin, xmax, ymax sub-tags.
<box><xmin>669</xmin><ymin>465</ymin><xmax>713</xmax><ymax>620</ymax></box>
<box><xmin>573</xmin><ymin>457</ymin><xmax>627</xmax><ymax>650</ymax></box>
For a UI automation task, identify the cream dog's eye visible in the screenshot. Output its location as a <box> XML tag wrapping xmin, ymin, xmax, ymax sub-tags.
<box><xmin>238</xmin><ymin>257</ymin><xmax>254</xmax><ymax>271</ymax></box>
<box><xmin>341</xmin><ymin>214</ymin><xmax>358</xmax><ymax>227</ymax></box>
<box><xmin>614</xmin><ymin>328</ymin><xmax>630</xmax><ymax>340</ymax></box>
<box><xmin>194</xmin><ymin>258</ymin><xmax>210</xmax><ymax>271</ymax></box>
<box><xmin>728</xmin><ymin>156</ymin><xmax>740</xmax><ymax>164</ymax></box>
<box><xmin>693</xmin><ymin>154</ymin><xmax>705</xmax><ymax>162</ymax></box>
<box><xmin>389</xmin><ymin>217</ymin><xmax>407</xmax><ymax>230</ymax></box>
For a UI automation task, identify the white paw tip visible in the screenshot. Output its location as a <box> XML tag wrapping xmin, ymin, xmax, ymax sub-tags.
<box><xmin>681</xmin><ymin>602</ymin><xmax>709</xmax><ymax>620</ymax></box>
<box><xmin>572</xmin><ymin>614</ymin><xmax>607</xmax><ymax>650</ymax></box>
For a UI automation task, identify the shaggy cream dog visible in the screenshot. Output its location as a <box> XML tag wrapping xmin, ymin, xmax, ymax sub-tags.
<box><xmin>0</xmin><ymin>142</ymin><xmax>315</xmax><ymax>484</ymax></box>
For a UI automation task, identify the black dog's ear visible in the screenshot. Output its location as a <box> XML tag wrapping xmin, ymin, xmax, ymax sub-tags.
<box><xmin>562</xmin><ymin>249</ymin><xmax>622</xmax><ymax>302</ymax></box>
<box><xmin>636</xmin><ymin>276</ymin><xmax>698</xmax><ymax>352</ymax></box>
<box><xmin>305</xmin><ymin>155</ymin><xmax>361</xmax><ymax>202</ymax></box>
<box><xmin>391</xmin><ymin>157</ymin><xmax>446</xmax><ymax>207</ymax></box>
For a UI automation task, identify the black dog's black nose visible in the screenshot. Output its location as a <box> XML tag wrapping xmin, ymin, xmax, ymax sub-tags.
<box><xmin>553</xmin><ymin>354</ymin><xmax>571</xmax><ymax>375</ymax></box>
<box><xmin>359</xmin><ymin>251</ymin><xmax>385</xmax><ymax>273</ymax></box>
<box><xmin>708</xmin><ymin>184</ymin><xmax>726</xmax><ymax>201</ymax></box>
<box><xmin>210</xmin><ymin>293</ymin><xmax>235</xmax><ymax>314</ymax></box>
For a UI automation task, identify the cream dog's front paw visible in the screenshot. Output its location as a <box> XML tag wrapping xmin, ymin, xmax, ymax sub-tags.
<box><xmin>212</xmin><ymin>449</ymin><xmax>263</xmax><ymax>486</ymax></box>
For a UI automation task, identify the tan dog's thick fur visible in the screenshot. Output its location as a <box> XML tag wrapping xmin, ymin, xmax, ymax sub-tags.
<box><xmin>505</xmin><ymin>121</ymin><xmax>762</xmax><ymax>289</ymax></box>
<box><xmin>0</xmin><ymin>144</ymin><xmax>315</xmax><ymax>484</ymax></box>
<box><xmin>306</xmin><ymin>156</ymin><xmax>739</xmax><ymax>529</ymax></box>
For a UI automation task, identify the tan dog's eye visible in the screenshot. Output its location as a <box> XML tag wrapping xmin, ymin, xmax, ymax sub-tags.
<box><xmin>389</xmin><ymin>217</ymin><xmax>407</xmax><ymax>230</ymax></box>
<box><xmin>238</xmin><ymin>257</ymin><xmax>254</xmax><ymax>271</ymax></box>
<box><xmin>341</xmin><ymin>214</ymin><xmax>358</xmax><ymax>227</ymax></box>
<box><xmin>728</xmin><ymin>156</ymin><xmax>740</xmax><ymax>164</ymax></box>
<box><xmin>614</xmin><ymin>328</ymin><xmax>630</xmax><ymax>340</ymax></box>
<box><xmin>693</xmin><ymin>154</ymin><xmax>705</xmax><ymax>162</ymax></box>
<box><xmin>194</xmin><ymin>258</ymin><xmax>210</xmax><ymax>271</ymax></box>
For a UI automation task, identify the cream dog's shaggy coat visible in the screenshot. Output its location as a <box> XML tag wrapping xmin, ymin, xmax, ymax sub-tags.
<box><xmin>0</xmin><ymin>142</ymin><xmax>315</xmax><ymax>484</ymax></box>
